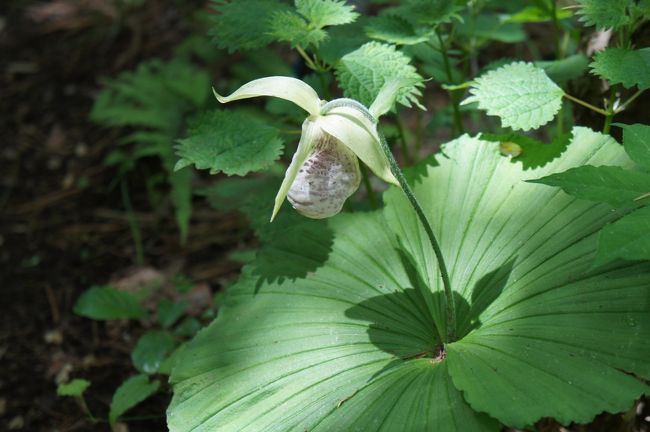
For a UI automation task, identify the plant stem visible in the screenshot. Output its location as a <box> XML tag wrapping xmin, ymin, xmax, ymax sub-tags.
<box><xmin>359</xmin><ymin>163</ymin><xmax>378</xmax><ymax>210</ymax></box>
<box><xmin>550</xmin><ymin>0</ymin><xmax>561</xmax><ymax>58</ymax></box>
<box><xmin>436</xmin><ymin>29</ymin><xmax>464</xmax><ymax>136</ymax></box>
<box><xmin>603</xmin><ymin>90</ymin><xmax>617</xmax><ymax>134</ymax></box>
<box><xmin>394</xmin><ymin>113</ymin><xmax>412</xmax><ymax>164</ymax></box>
<box><xmin>120</xmin><ymin>179</ymin><xmax>144</xmax><ymax>266</ymax></box>
<box><xmin>377</xmin><ymin>128</ymin><xmax>456</xmax><ymax>343</ymax></box>
<box><xmin>616</xmin><ymin>89</ymin><xmax>645</xmax><ymax>113</ymax></box>
<box><xmin>296</xmin><ymin>45</ymin><xmax>320</xmax><ymax>71</ymax></box>
<box><xmin>321</xmin><ymin>98</ymin><xmax>457</xmax><ymax>342</ymax></box>
<box><xmin>563</xmin><ymin>93</ymin><xmax>608</xmax><ymax>116</ymax></box>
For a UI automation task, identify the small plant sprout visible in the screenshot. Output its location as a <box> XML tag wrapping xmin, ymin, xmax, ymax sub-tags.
<box><xmin>213</xmin><ymin>76</ymin><xmax>399</xmax><ymax>220</ymax></box>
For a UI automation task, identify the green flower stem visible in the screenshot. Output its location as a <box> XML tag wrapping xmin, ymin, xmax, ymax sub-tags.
<box><xmin>359</xmin><ymin>163</ymin><xmax>378</xmax><ymax>210</ymax></box>
<box><xmin>321</xmin><ymin>98</ymin><xmax>457</xmax><ymax>343</ymax></box>
<box><xmin>377</xmin><ymin>128</ymin><xmax>456</xmax><ymax>343</ymax></box>
<box><xmin>296</xmin><ymin>45</ymin><xmax>320</xmax><ymax>71</ymax></box>
<box><xmin>603</xmin><ymin>90</ymin><xmax>617</xmax><ymax>134</ymax></box>
<box><xmin>563</xmin><ymin>93</ymin><xmax>608</xmax><ymax>116</ymax></box>
<box><xmin>436</xmin><ymin>30</ymin><xmax>464</xmax><ymax>136</ymax></box>
<box><xmin>616</xmin><ymin>89</ymin><xmax>644</xmax><ymax>113</ymax></box>
<box><xmin>394</xmin><ymin>113</ymin><xmax>412</xmax><ymax>164</ymax></box>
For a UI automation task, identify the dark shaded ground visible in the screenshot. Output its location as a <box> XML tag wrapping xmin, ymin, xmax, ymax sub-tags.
<box><xmin>1</xmin><ymin>1</ymin><xmax>247</xmax><ymax>430</ymax></box>
<box><xmin>0</xmin><ymin>1</ymin><xmax>649</xmax><ymax>431</ymax></box>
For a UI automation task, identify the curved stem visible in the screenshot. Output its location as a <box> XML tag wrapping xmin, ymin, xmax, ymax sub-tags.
<box><xmin>377</xmin><ymin>129</ymin><xmax>456</xmax><ymax>343</ymax></box>
<box><xmin>320</xmin><ymin>100</ymin><xmax>457</xmax><ymax>342</ymax></box>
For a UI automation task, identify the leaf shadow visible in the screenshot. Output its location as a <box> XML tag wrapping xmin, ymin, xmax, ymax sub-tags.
<box><xmin>251</xmin><ymin>219</ymin><xmax>334</xmax><ymax>293</ymax></box>
<box><xmin>457</xmin><ymin>258</ymin><xmax>516</xmax><ymax>338</ymax></box>
<box><xmin>344</xmin><ymin>249</ymin><xmax>515</xmax><ymax>378</ymax></box>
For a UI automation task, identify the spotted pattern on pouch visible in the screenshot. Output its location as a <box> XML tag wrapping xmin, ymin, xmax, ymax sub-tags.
<box><xmin>288</xmin><ymin>133</ymin><xmax>361</xmax><ymax>219</ymax></box>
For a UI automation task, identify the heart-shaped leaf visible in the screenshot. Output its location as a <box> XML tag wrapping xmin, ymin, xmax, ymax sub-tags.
<box><xmin>168</xmin><ymin>127</ymin><xmax>650</xmax><ymax>430</ymax></box>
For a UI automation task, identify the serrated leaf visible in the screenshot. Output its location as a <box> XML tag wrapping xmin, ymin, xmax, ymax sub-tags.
<box><xmin>176</xmin><ymin>110</ymin><xmax>284</xmax><ymax>176</ymax></box>
<box><xmin>576</xmin><ymin>0</ymin><xmax>632</xmax><ymax>29</ymax></box>
<box><xmin>480</xmin><ymin>131</ymin><xmax>570</xmax><ymax>170</ymax></box>
<box><xmin>335</xmin><ymin>41</ymin><xmax>424</xmax><ymax>108</ymax></box>
<box><xmin>109</xmin><ymin>375</ymin><xmax>160</xmax><ymax>425</ymax></box>
<box><xmin>74</xmin><ymin>285</ymin><xmax>146</xmax><ymax>320</ymax></box>
<box><xmin>132</xmin><ymin>330</ymin><xmax>177</xmax><ymax>374</ymax></box>
<box><xmin>590</xmin><ymin>47</ymin><xmax>650</xmax><ymax>90</ymax></box>
<box><xmin>463</xmin><ymin>62</ymin><xmax>564</xmax><ymax>131</ymax></box>
<box><xmin>365</xmin><ymin>14</ymin><xmax>430</xmax><ymax>45</ymax></box>
<box><xmin>168</xmin><ymin>128</ymin><xmax>650</xmax><ymax>430</ymax></box>
<box><xmin>617</xmin><ymin>123</ymin><xmax>650</xmax><ymax>169</ymax></box>
<box><xmin>535</xmin><ymin>54</ymin><xmax>589</xmax><ymax>83</ymax></box>
<box><xmin>208</xmin><ymin>0</ymin><xmax>289</xmax><ymax>52</ymax></box>
<box><xmin>57</xmin><ymin>379</ymin><xmax>91</xmax><ymax>397</ymax></box>
<box><xmin>530</xmin><ymin>165</ymin><xmax>650</xmax><ymax>207</ymax></box>
<box><xmin>594</xmin><ymin>206</ymin><xmax>650</xmax><ymax>266</ymax></box>
<box><xmin>270</xmin><ymin>11</ymin><xmax>327</xmax><ymax>48</ymax></box>
<box><xmin>393</xmin><ymin>0</ymin><xmax>461</xmax><ymax>27</ymax></box>
<box><xmin>296</xmin><ymin>0</ymin><xmax>359</xmax><ymax>28</ymax></box>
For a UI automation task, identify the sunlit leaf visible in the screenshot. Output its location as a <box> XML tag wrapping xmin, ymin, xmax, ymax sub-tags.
<box><xmin>463</xmin><ymin>62</ymin><xmax>564</xmax><ymax>131</ymax></box>
<box><xmin>168</xmin><ymin>128</ymin><xmax>650</xmax><ymax>430</ymax></box>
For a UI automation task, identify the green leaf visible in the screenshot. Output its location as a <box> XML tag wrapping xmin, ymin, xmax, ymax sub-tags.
<box><xmin>159</xmin><ymin>342</ymin><xmax>190</xmax><ymax>375</ymax></box>
<box><xmin>74</xmin><ymin>285</ymin><xmax>146</xmax><ymax>320</ymax></box>
<box><xmin>576</xmin><ymin>0</ymin><xmax>632</xmax><ymax>29</ymax></box>
<box><xmin>590</xmin><ymin>47</ymin><xmax>650</xmax><ymax>90</ymax></box>
<box><xmin>617</xmin><ymin>123</ymin><xmax>650</xmax><ymax>169</ymax></box>
<box><xmin>175</xmin><ymin>110</ymin><xmax>284</xmax><ymax>176</ymax></box>
<box><xmin>594</xmin><ymin>206</ymin><xmax>650</xmax><ymax>266</ymax></box>
<box><xmin>132</xmin><ymin>330</ymin><xmax>177</xmax><ymax>374</ymax></box>
<box><xmin>530</xmin><ymin>165</ymin><xmax>650</xmax><ymax>207</ymax></box>
<box><xmin>457</xmin><ymin>14</ymin><xmax>526</xmax><ymax>44</ymax></box>
<box><xmin>174</xmin><ymin>317</ymin><xmax>203</xmax><ymax>337</ymax></box>
<box><xmin>365</xmin><ymin>14</ymin><xmax>430</xmax><ymax>45</ymax></box>
<box><xmin>335</xmin><ymin>41</ymin><xmax>424</xmax><ymax>108</ymax></box>
<box><xmin>109</xmin><ymin>375</ymin><xmax>160</xmax><ymax>425</ymax></box>
<box><xmin>270</xmin><ymin>11</ymin><xmax>328</xmax><ymax>48</ymax></box>
<box><xmin>169</xmin><ymin>127</ymin><xmax>650</xmax><ymax>430</ymax></box>
<box><xmin>295</xmin><ymin>0</ymin><xmax>359</xmax><ymax>28</ymax></box>
<box><xmin>480</xmin><ymin>131</ymin><xmax>570</xmax><ymax>170</ymax></box>
<box><xmin>392</xmin><ymin>0</ymin><xmax>461</xmax><ymax>27</ymax></box>
<box><xmin>90</xmin><ymin>59</ymin><xmax>209</xmax><ymax>132</ymax></box>
<box><xmin>463</xmin><ymin>62</ymin><xmax>564</xmax><ymax>131</ymax></box>
<box><xmin>157</xmin><ymin>299</ymin><xmax>188</xmax><ymax>328</ymax></box>
<box><xmin>535</xmin><ymin>54</ymin><xmax>589</xmax><ymax>83</ymax></box>
<box><xmin>507</xmin><ymin>5</ymin><xmax>572</xmax><ymax>23</ymax></box>
<box><xmin>317</xmin><ymin>20</ymin><xmax>368</xmax><ymax>65</ymax></box>
<box><xmin>208</xmin><ymin>0</ymin><xmax>289</xmax><ymax>52</ymax></box>
<box><xmin>57</xmin><ymin>379</ymin><xmax>91</xmax><ymax>397</ymax></box>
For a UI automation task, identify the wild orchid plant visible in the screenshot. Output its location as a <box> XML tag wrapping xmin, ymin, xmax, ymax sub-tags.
<box><xmin>82</xmin><ymin>0</ymin><xmax>650</xmax><ymax>429</ymax></box>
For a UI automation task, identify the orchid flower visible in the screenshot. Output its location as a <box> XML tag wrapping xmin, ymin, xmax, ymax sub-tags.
<box><xmin>213</xmin><ymin>76</ymin><xmax>399</xmax><ymax>221</ymax></box>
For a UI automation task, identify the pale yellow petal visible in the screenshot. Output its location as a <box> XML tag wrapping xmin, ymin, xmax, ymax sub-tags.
<box><xmin>317</xmin><ymin>110</ymin><xmax>399</xmax><ymax>186</ymax></box>
<box><xmin>271</xmin><ymin>118</ymin><xmax>321</xmax><ymax>221</ymax></box>
<box><xmin>213</xmin><ymin>76</ymin><xmax>321</xmax><ymax>116</ymax></box>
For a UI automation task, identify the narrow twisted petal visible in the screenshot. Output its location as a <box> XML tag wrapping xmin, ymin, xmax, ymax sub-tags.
<box><xmin>317</xmin><ymin>108</ymin><xmax>399</xmax><ymax>186</ymax></box>
<box><xmin>213</xmin><ymin>76</ymin><xmax>321</xmax><ymax>116</ymax></box>
<box><xmin>287</xmin><ymin>133</ymin><xmax>361</xmax><ymax>219</ymax></box>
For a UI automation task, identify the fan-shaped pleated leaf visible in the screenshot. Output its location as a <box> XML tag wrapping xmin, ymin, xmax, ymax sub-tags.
<box><xmin>168</xmin><ymin>127</ymin><xmax>650</xmax><ymax>430</ymax></box>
